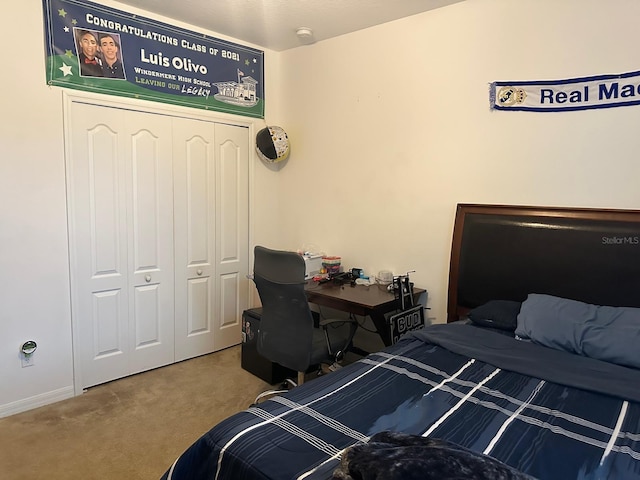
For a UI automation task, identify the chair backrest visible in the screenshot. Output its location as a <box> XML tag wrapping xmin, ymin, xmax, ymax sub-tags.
<box><xmin>253</xmin><ymin>246</ymin><xmax>315</xmax><ymax>372</ymax></box>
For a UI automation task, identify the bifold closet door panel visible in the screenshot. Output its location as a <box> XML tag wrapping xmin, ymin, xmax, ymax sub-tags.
<box><xmin>213</xmin><ymin>122</ymin><xmax>250</xmax><ymax>351</ymax></box>
<box><xmin>125</xmin><ymin>110</ymin><xmax>175</xmax><ymax>376</ymax></box>
<box><xmin>173</xmin><ymin>117</ymin><xmax>217</xmax><ymax>361</ymax></box>
<box><xmin>174</xmin><ymin>120</ymin><xmax>250</xmax><ymax>360</ymax></box>
<box><xmin>68</xmin><ymin>102</ymin><xmax>174</xmax><ymax>388</ymax></box>
<box><xmin>68</xmin><ymin>102</ymin><xmax>129</xmax><ymax>388</ymax></box>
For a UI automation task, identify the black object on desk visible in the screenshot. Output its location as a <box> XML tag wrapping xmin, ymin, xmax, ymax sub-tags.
<box><xmin>387</xmin><ymin>275</ymin><xmax>426</xmax><ymax>344</ymax></box>
<box><xmin>395</xmin><ymin>275</ymin><xmax>415</xmax><ymax>310</ymax></box>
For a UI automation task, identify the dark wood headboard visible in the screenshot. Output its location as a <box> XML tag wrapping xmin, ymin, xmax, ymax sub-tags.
<box><xmin>447</xmin><ymin>204</ymin><xmax>640</xmax><ymax>323</ymax></box>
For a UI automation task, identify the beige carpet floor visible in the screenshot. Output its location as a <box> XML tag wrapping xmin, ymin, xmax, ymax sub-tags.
<box><xmin>0</xmin><ymin>345</ymin><xmax>271</xmax><ymax>480</ymax></box>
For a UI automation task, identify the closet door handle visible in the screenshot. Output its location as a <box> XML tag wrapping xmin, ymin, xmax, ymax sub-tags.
<box><xmin>145</xmin><ymin>275</ymin><xmax>151</xmax><ymax>282</ymax></box>
<box><xmin>197</xmin><ymin>269</ymin><xmax>203</xmax><ymax>276</ymax></box>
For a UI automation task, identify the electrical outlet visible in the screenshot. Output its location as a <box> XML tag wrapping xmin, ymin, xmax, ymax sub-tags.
<box><xmin>20</xmin><ymin>340</ymin><xmax>37</xmax><ymax>367</ymax></box>
<box><xmin>21</xmin><ymin>354</ymin><xmax>34</xmax><ymax>368</ymax></box>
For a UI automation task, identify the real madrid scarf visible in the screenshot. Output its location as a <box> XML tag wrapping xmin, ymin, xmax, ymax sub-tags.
<box><xmin>490</xmin><ymin>70</ymin><xmax>640</xmax><ymax>112</ymax></box>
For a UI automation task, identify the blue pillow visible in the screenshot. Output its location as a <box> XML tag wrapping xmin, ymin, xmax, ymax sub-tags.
<box><xmin>468</xmin><ymin>300</ymin><xmax>521</xmax><ymax>331</ymax></box>
<box><xmin>516</xmin><ymin>294</ymin><xmax>640</xmax><ymax>369</ymax></box>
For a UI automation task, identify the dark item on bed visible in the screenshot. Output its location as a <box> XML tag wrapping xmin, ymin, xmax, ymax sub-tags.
<box><xmin>467</xmin><ymin>299</ymin><xmax>521</xmax><ymax>331</ymax></box>
<box><xmin>448</xmin><ymin>204</ymin><xmax>640</xmax><ymax>322</ymax></box>
<box><xmin>332</xmin><ymin>431</ymin><xmax>536</xmax><ymax>480</ymax></box>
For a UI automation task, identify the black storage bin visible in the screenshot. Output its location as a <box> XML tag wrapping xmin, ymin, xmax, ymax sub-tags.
<box><xmin>241</xmin><ymin>308</ymin><xmax>295</xmax><ymax>384</ymax></box>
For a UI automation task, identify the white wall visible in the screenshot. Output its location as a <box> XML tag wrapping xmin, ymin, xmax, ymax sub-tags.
<box><xmin>0</xmin><ymin>0</ymin><xmax>282</xmax><ymax>416</ymax></box>
<box><xmin>276</xmin><ymin>0</ymin><xmax>640</xmax><ymax>324</ymax></box>
<box><xmin>0</xmin><ymin>0</ymin><xmax>74</xmax><ymax>414</ymax></box>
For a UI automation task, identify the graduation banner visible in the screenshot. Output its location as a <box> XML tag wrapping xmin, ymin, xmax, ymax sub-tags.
<box><xmin>43</xmin><ymin>0</ymin><xmax>264</xmax><ymax>118</ymax></box>
<box><xmin>490</xmin><ymin>70</ymin><xmax>640</xmax><ymax>113</ymax></box>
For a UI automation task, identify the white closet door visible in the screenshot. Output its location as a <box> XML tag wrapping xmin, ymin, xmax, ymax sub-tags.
<box><xmin>69</xmin><ymin>103</ymin><xmax>130</xmax><ymax>387</ymax></box>
<box><xmin>173</xmin><ymin>120</ymin><xmax>249</xmax><ymax>359</ymax></box>
<box><xmin>68</xmin><ymin>102</ymin><xmax>174</xmax><ymax>388</ymax></box>
<box><xmin>125</xmin><ymin>111</ymin><xmax>175</xmax><ymax>376</ymax></box>
<box><xmin>213</xmin><ymin>123</ymin><xmax>249</xmax><ymax>351</ymax></box>
<box><xmin>173</xmin><ymin>118</ymin><xmax>216</xmax><ymax>361</ymax></box>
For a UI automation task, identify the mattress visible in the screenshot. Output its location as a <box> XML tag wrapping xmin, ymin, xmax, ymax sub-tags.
<box><xmin>161</xmin><ymin>324</ymin><xmax>640</xmax><ymax>480</ymax></box>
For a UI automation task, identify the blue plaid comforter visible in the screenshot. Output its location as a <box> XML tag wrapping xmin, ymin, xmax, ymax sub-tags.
<box><xmin>162</xmin><ymin>324</ymin><xmax>640</xmax><ymax>480</ymax></box>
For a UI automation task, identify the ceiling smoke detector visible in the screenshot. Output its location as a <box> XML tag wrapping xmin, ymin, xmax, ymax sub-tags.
<box><xmin>296</xmin><ymin>27</ymin><xmax>315</xmax><ymax>45</ymax></box>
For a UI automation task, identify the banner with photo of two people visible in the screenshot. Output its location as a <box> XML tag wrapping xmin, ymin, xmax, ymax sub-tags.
<box><xmin>43</xmin><ymin>0</ymin><xmax>264</xmax><ymax>118</ymax></box>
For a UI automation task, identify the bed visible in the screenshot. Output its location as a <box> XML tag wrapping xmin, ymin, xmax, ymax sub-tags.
<box><xmin>161</xmin><ymin>204</ymin><xmax>640</xmax><ymax>480</ymax></box>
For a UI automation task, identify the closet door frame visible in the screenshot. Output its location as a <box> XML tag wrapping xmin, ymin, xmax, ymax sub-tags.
<box><xmin>63</xmin><ymin>91</ymin><xmax>256</xmax><ymax>396</ymax></box>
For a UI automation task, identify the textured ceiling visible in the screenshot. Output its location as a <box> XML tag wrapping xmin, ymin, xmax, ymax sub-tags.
<box><xmin>114</xmin><ymin>0</ymin><xmax>464</xmax><ymax>51</ymax></box>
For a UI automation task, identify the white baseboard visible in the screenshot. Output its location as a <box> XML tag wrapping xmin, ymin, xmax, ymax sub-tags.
<box><xmin>0</xmin><ymin>386</ymin><xmax>75</xmax><ymax>418</ymax></box>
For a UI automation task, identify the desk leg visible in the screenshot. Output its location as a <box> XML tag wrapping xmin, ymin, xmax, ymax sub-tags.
<box><xmin>369</xmin><ymin>310</ymin><xmax>392</xmax><ymax>347</ymax></box>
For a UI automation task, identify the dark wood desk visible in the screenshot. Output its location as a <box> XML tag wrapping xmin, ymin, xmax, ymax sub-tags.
<box><xmin>304</xmin><ymin>281</ymin><xmax>426</xmax><ymax>347</ymax></box>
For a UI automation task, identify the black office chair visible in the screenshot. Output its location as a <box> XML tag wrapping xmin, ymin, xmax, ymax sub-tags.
<box><xmin>252</xmin><ymin>245</ymin><xmax>358</xmax><ymax>397</ymax></box>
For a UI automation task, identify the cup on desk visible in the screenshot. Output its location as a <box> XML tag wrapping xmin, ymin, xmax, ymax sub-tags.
<box><xmin>376</xmin><ymin>270</ymin><xmax>393</xmax><ymax>288</ymax></box>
